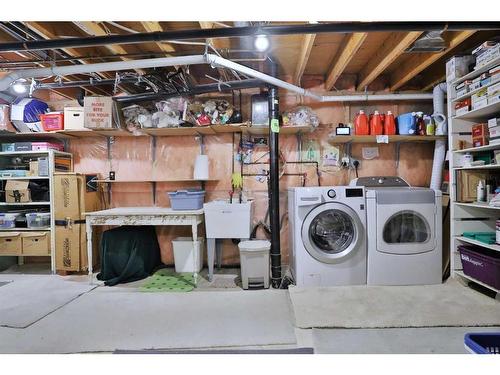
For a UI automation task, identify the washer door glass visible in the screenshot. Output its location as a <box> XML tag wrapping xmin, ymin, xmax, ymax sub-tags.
<box><xmin>302</xmin><ymin>203</ymin><xmax>361</xmax><ymax>264</ymax></box>
<box><xmin>382</xmin><ymin>210</ymin><xmax>430</xmax><ymax>244</ymax></box>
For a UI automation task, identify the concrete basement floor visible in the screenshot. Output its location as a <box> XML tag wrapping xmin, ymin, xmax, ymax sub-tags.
<box><xmin>0</xmin><ymin>264</ymin><xmax>498</xmax><ymax>354</ymax></box>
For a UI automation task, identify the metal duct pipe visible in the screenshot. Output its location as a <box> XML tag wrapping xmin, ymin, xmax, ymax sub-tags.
<box><xmin>0</xmin><ymin>22</ymin><xmax>498</xmax><ymax>52</ymax></box>
<box><xmin>0</xmin><ymin>53</ymin><xmax>434</xmax><ymax>102</ymax></box>
<box><xmin>0</xmin><ymin>55</ymin><xmax>207</xmax><ymax>91</ymax></box>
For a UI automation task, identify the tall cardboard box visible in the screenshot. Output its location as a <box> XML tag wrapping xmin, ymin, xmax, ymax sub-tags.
<box><xmin>54</xmin><ymin>173</ymin><xmax>101</xmax><ymax>271</ymax></box>
<box><xmin>5</xmin><ymin>180</ymin><xmax>31</xmax><ymax>203</ymax></box>
<box><xmin>84</xmin><ymin>96</ymin><xmax>119</xmax><ymax>129</ymax></box>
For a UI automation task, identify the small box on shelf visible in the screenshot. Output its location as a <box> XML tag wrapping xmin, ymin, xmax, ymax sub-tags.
<box><xmin>0</xmin><ymin>232</ymin><xmax>22</xmax><ymax>255</ymax></box>
<box><xmin>21</xmin><ymin>232</ymin><xmax>50</xmax><ymax>255</ymax></box>
<box><xmin>5</xmin><ymin>180</ymin><xmax>31</xmax><ymax>203</ymax></box>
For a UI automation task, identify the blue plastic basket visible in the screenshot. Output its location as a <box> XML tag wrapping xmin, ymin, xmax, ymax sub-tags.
<box><xmin>464</xmin><ymin>333</ymin><xmax>500</xmax><ymax>354</ymax></box>
<box><xmin>167</xmin><ymin>189</ymin><xmax>205</xmax><ymax>210</ymax></box>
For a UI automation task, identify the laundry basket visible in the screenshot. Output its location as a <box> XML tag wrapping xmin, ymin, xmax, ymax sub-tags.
<box><xmin>464</xmin><ymin>333</ymin><xmax>500</xmax><ymax>354</ymax></box>
<box><xmin>238</xmin><ymin>240</ymin><xmax>270</xmax><ymax>290</ymax></box>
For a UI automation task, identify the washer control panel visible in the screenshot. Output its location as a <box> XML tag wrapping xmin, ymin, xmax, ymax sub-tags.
<box><xmin>327</xmin><ymin>189</ymin><xmax>336</xmax><ymax>199</ymax></box>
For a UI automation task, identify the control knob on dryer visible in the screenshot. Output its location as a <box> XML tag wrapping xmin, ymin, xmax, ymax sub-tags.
<box><xmin>327</xmin><ymin>189</ymin><xmax>336</xmax><ymax>199</ymax></box>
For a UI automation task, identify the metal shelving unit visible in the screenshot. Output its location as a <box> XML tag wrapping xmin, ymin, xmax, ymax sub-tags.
<box><xmin>0</xmin><ymin>149</ymin><xmax>73</xmax><ymax>273</ymax></box>
<box><xmin>448</xmin><ymin>55</ymin><xmax>500</xmax><ymax>295</ymax></box>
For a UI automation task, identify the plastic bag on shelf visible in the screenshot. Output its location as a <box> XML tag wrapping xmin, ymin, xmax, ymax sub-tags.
<box><xmin>121</xmin><ymin>104</ymin><xmax>151</xmax><ymax>132</ymax></box>
<box><xmin>282</xmin><ymin>106</ymin><xmax>319</xmax><ymax>128</ymax></box>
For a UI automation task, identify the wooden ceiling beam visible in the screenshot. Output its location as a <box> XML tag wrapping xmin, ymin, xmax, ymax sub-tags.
<box><xmin>140</xmin><ymin>22</ymin><xmax>175</xmax><ymax>53</ymax></box>
<box><xmin>293</xmin><ymin>33</ymin><xmax>316</xmax><ymax>85</ymax></box>
<box><xmin>73</xmin><ymin>21</ymin><xmax>146</xmax><ymax>74</ymax></box>
<box><xmin>356</xmin><ymin>32</ymin><xmax>423</xmax><ymax>90</ymax></box>
<box><xmin>390</xmin><ymin>30</ymin><xmax>476</xmax><ymax>91</ymax></box>
<box><xmin>24</xmin><ymin>22</ymin><xmax>111</xmax><ymax>96</ymax></box>
<box><xmin>325</xmin><ymin>33</ymin><xmax>367</xmax><ymax>90</ymax></box>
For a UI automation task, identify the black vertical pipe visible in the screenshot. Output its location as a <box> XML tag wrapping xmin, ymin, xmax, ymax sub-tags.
<box><xmin>268</xmin><ymin>59</ymin><xmax>281</xmax><ymax>288</ymax></box>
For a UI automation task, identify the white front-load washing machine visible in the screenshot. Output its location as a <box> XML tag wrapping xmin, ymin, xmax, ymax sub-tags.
<box><xmin>350</xmin><ymin>176</ymin><xmax>442</xmax><ymax>285</ymax></box>
<box><xmin>288</xmin><ymin>186</ymin><xmax>367</xmax><ymax>287</ymax></box>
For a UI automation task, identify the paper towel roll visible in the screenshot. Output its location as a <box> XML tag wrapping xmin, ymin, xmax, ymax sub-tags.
<box><xmin>194</xmin><ymin>155</ymin><xmax>209</xmax><ymax>180</ymax></box>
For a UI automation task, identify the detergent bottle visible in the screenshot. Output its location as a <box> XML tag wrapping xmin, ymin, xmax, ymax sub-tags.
<box><xmin>354</xmin><ymin>110</ymin><xmax>369</xmax><ymax>135</ymax></box>
<box><xmin>384</xmin><ymin>111</ymin><xmax>397</xmax><ymax>135</ymax></box>
<box><xmin>370</xmin><ymin>110</ymin><xmax>383</xmax><ymax>135</ymax></box>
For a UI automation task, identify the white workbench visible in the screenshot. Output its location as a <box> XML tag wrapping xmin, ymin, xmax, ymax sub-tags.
<box><xmin>84</xmin><ymin>207</ymin><xmax>204</xmax><ymax>284</ymax></box>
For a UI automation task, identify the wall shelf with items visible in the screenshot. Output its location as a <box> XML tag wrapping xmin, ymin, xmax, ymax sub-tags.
<box><xmin>328</xmin><ymin>135</ymin><xmax>446</xmax><ymax>144</ymax></box>
<box><xmin>447</xmin><ymin>50</ymin><xmax>500</xmax><ymax>296</ymax></box>
<box><xmin>0</xmin><ymin>148</ymin><xmax>74</xmax><ymax>273</ymax></box>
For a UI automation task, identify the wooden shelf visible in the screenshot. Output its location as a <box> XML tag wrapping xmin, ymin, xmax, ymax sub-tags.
<box><xmin>0</xmin><ymin>176</ymin><xmax>49</xmax><ymax>180</ymax></box>
<box><xmin>455</xmin><ymin>202</ymin><xmax>500</xmax><ymax>210</ymax></box>
<box><xmin>0</xmin><ymin>150</ymin><xmax>71</xmax><ymax>157</ymax></box>
<box><xmin>0</xmin><ymin>227</ymin><xmax>50</xmax><ymax>231</ymax></box>
<box><xmin>455</xmin><ymin>271</ymin><xmax>500</xmax><ymax>294</ymax></box>
<box><xmin>456</xmin><ymin>236</ymin><xmax>500</xmax><ymax>253</ymax></box>
<box><xmin>328</xmin><ymin>135</ymin><xmax>446</xmax><ymax>144</ymax></box>
<box><xmin>453</xmin><ymin>143</ymin><xmax>500</xmax><ymax>153</ymax></box>
<box><xmin>0</xmin><ymin>202</ymin><xmax>50</xmax><ymax>206</ymax></box>
<box><xmin>453</xmin><ymin>101</ymin><xmax>500</xmax><ymax>120</ymax></box>
<box><xmin>0</xmin><ymin>253</ymin><xmax>49</xmax><ymax>257</ymax></box>
<box><xmin>452</xmin><ymin>57</ymin><xmax>500</xmax><ymax>86</ymax></box>
<box><xmin>0</xmin><ymin>124</ymin><xmax>315</xmax><ymax>139</ymax></box>
<box><xmin>453</xmin><ymin>164</ymin><xmax>500</xmax><ymax>170</ymax></box>
<box><xmin>95</xmin><ymin>179</ymin><xmax>218</xmax><ymax>183</ymax></box>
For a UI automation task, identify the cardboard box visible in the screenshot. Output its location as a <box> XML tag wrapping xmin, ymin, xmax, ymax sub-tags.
<box><xmin>0</xmin><ymin>232</ymin><xmax>22</xmax><ymax>255</ymax></box>
<box><xmin>471</xmin><ymin>88</ymin><xmax>488</xmax><ymax>104</ymax></box>
<box><xmin>14</xmin><ymin>142</ymin><xmax>31</xmax><ymax>151</ymax></box>
<box><xmin>488</xmin><ymin>93</ymin><xmax>500</xmax><ymax>105</ymax></box>
<box><xmin>5</xmin><ymin>180</ymin><xmax>31</xmax><ymax>203</ymax></box>
<box><xmin>472</xmin><ymin>97</ymin><xmax>488</xmax><ymax>110</ymax></box>
<box><xmin>446</xmin><ymin>55</ymin><xmax>474</xmax><ymax>81</ymax></box>
<box><xmin>22</xmin><ymin>232</ymin><xmax>50</xmax><ymax>256</ymax></box>
<box><xmin>488</xmin><ymin>117</ymin><xmax>500</xmax><ymax>128</ymax></box>
<box><xmin>64</xmin><ymin>107</ymin><xmax>85</xmax><ymax>130</ymax></box>
<box><xmin>27</xmin><ymin>161</ymin><xmax>38</xmax><ymax>176</ymax></box>
<box><xmin>54</xmin><ymin>173</ymin><xmax>101</xmax><ymax>271</ymax></box>
<box><xmin>472</xmin><ymin>123</ymin><xmax>488</xmax><ymax>137</ymax></box>
<box><xmin>84</xmin><ymin>96</ymin><xmax>116</xmax><ymax>129</ymax></box>
<box><xmin>455</xmin><ymin>106</ymin><xmax>470</xmax><ymax>116</ymax></box>
<box><xmin>488</xmin><ymin>125</ymin><xmax>500</xmax><ymax>139</ymax></box>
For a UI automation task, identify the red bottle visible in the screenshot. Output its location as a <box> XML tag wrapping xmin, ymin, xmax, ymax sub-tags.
<box><xmin>354</xmin><ymin>110</ymin><xmax>369</xmax><ymax>135</ymax></box>
<box><xmin>370</xmin><ymin>110</ymin><xmax>383</xmax><ymax>135</ymax></box>
<box><xmin>384</xmin><ymin>111</ymin><xmax>396</xmax><ymax>135</ymax></box>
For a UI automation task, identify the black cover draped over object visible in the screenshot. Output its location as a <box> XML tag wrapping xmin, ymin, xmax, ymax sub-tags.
<box><xmin>97</xmin><ymin>226</ymin><xmax>162</xmax><ymax>286</ymax></box>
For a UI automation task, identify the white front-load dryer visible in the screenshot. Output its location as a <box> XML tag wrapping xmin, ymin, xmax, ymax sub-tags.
<box><xmin>288</xmin><ymin>186</ymin><xmax>367</xmax><ymax>287</ymax></box>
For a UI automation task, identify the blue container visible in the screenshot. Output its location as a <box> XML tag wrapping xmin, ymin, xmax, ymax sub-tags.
<box><xmin>397</xmin><ymin>113</ymin><xmax>417</xmax><ymax>135</ymax></box>
<box><xmin>168</xmin><ymin>190</ymin><xmax>205</xmax><ymax>210</ymax></box>
<box><xmin>464</xmin><ymin>333</ymin><xmax>500</xmax><ymax>354</ymax></box>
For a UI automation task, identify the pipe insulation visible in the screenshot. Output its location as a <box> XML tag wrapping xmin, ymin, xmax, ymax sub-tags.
<box><xmin>0</xmin><ymin>53</ymin><xmax>434</xmax><ymax>102</ymax></box>
<box><xmin>430</xmin><ymin>82</ymin><xmax>448</xmax><ymax>191</ymax></box>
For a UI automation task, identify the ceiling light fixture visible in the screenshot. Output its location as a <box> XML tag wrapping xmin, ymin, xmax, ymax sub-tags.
<box><xmin>254</xmin><ymin>34</ymin><xmax>270</xmax><ymax>52</ymax></box>
<box><xmin>11</xmin><ymin>79</ymin><xmax>27</xmax><ymax>95</ymax></box>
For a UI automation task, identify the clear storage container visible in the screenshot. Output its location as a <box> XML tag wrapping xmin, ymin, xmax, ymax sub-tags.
<box><xmin>0</xmin><ymin>213</ymin><xmax>21</xmax><ymax>229</ymax></box>
<box><xmin>26</xmin><ymin>212</ymin><xmax>51</xmax><ymax>228</ymax></box>
<box><xmin>168</xmin><ymin>190</ymin><xmax>205</xmax><ymax>210</ymax></box>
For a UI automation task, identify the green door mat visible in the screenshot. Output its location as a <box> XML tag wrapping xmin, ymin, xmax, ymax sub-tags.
<box><xmin>140</xmin><ymin>269</ymin><xmax>195</xmax><ymax>292</ymax></box>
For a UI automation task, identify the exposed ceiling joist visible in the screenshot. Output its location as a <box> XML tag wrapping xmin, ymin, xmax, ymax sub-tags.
<box><xmin>357</xmin><ymin>32</ymin><xmax>423</xmax><ymax>90</ymax></box>
<box><xmin>73</xmin><ymin>21</ymin><xmax>146</xmax><ymax>74</ymax></box>
<box><xmin>325</xmin><ymin>33</ymin><xmax>367</xmax><ymax>90</ymax></box>
<box><xmin>390</xmin><ymin>30</ymin><xmax>476</xmax><ymax>91</ymax></box>
<box><xmin>24</xmin><ymin>22</ymin><xmax>112</xmax><ymax>97</ymax></box>
<box><xmin>293</xmin><ymin>33</ymin><xmax>316</xmax><ymax>85</ymax></box>
<box><xmin>199</xmin><ymin>21</ymin><xmax>224</xmax><ymax>50</ymax></box>
<box><xmin>140</xmin><ymin>22</ymin><xmax>175</xmax><ymax>53</ymax></box>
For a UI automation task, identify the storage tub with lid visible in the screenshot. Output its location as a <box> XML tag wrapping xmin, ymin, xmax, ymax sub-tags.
<box><xmin>26</xmin><ymin>212</ymin><xmax>51</xmax><ymax>228</ymax></box>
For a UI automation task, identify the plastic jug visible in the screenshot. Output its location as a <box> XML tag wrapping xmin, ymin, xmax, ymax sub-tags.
<box><xmin>354</xmin><ymin>110</ymin><xmax>369</xmax><ymax>135</ymax></box>
<box><xmin>432</xmin><ymin>113</ymin><xmax>447</xmax><ymax>135</ymax></box>
<box><xmin>397</xmin><ymin>112</ymin><xmax>417</xmax><ymax>135</ymax></box>
<box><xmin>415</xmin><ymin>112</ymin><xmax>426</xmax><ymax>135</ymax></box>
<box><xmin>423</xmin><ymin>115</ymin><xmax>435</xmax><ymax>135</ymax></box>
<box><xmin>370</xmin><ymin>111</ymin><xmax>383</xmax><ymax>135</ymax></box>
<box><xmin>384</xmin><ymin>111</ymin><xmax>396</xmax><ymax>135</ymax></box>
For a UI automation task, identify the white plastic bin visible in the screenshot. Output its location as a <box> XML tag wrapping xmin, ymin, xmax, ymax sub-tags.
<box><xmin>238</xmin><ymin>240</ymin><xmax>271</xmax><ymax>289</ymax></box>
<box><xmin>172</xmin><ymin>237</ymin><xmax>204</xmax><ymax>273</ymax></box>
<box><xmin>0</xmin><ymin>213</ymin><xmax>21</xmax><ymax>229</ymax></box>
<box><xmin>204</xmin><ymin>201</ymin><xmax>253</xmax><ymax>239</ymax></box>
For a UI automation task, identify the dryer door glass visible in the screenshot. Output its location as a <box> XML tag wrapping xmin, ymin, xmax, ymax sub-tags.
<box><xmin>382</xmin><ymin>210</ymin><xmax>430</xmax><ymax>244</ymax></box>
<box><xmin>309</xmin><ymin>209</ymin><xmax>355</xmax><ymax>254</ymax></box>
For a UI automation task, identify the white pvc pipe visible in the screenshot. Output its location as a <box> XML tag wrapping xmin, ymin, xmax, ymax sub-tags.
<box><xmin>430</xmin><ymin>82</ymin><xmax>448</xmax><ymax>191</ymax></box>
<box><xmin>0</xmin><ymin>52</ymin><xmax>434</xmax><ymax>102</ymax></box>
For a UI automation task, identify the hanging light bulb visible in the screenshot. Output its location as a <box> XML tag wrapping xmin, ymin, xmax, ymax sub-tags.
<box><xmin>11</xmin><ymin>79</ymin><xmax>28</xmax><ymax>95</ymax></box>
<box><xmin>254</xmin><ymin>34</ymin><xmax>270</xmax><ymax>52</ymax></box>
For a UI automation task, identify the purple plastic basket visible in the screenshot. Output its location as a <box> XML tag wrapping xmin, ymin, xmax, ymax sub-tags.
<box><xmin>168</xmin><ymin>190</ymin><xmax>205</xmax><ymax>211</ymax></box>
<box><xmin>458</xmin><ymin>245</ymin><xmax>500</xmax><ymax>290</ymax></box>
